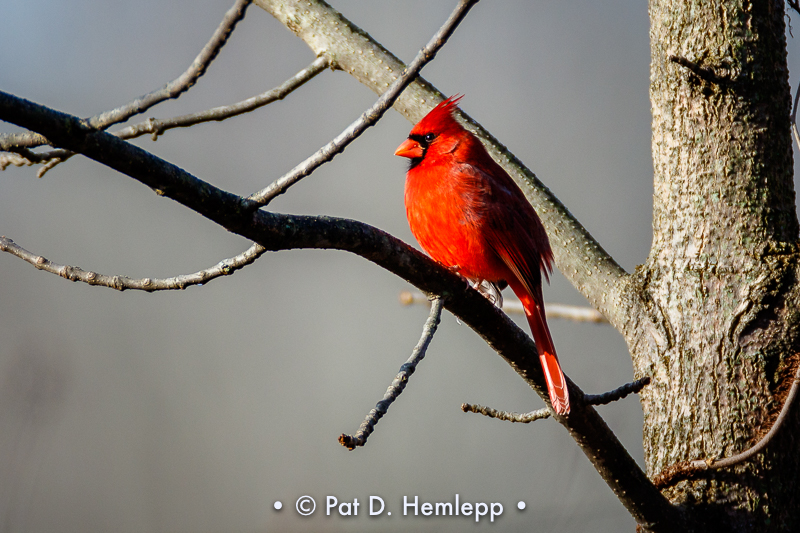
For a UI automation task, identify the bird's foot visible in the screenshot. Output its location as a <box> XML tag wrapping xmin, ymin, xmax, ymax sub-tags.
<box><xmin>470</xmin><ymin>279</ymin><xmax>504</xmax><ymax>309</ymax></box>
<box><xmin>447</xmin><ymin>266</ymin><xmax>504</xmax><ymax>309</ymax></box>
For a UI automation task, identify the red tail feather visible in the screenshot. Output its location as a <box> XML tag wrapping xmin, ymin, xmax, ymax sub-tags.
<box><xmin>519</xmin><ymin>291</ymin><xmax>570</xmax><ymax>415</ymax></box>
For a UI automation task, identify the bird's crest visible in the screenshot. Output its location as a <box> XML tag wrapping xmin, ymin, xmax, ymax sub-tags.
<box><xmin>411</xmin><ymin>95</ymin><xmax>464</xmax><ymax>136</ymax></box>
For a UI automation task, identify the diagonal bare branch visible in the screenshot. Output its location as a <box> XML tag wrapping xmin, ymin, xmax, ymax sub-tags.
<box><xmin>246</xmin><ymin>0</ymin><xmax>480</xmax><ymax>207</ymax></box>
<box><xmin>0</xmin><ymin>89</ymin><xmax>687</xmax><ymax>533</ymax></box>
<box><xmin>0</xmin><ymin>236</ymin><xmax>265</xmax><ymax>292</ymax></box>
<box><xmin>255</xmin><ymin>0</ymin><xmax>633</xmax><ymax>331</ymax></box>
<box><xmin>0</xmin><ymin>0</ymin><xmax>253</xmax><ymax>153</ymax></box>
<box><xmin>340</xmin><ymin>297</ymin><xmax>444</xmax><ymax>450</ymax></box>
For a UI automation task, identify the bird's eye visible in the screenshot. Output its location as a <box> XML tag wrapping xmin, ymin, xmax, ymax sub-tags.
<box><xmin>423</xmin><ymin>133</ymin><xmax>436</xmax><ymax>143</ymax></box>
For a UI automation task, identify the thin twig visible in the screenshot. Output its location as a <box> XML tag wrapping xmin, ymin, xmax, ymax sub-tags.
<box><xmin>0</xmin><ymin>236</ymin><xmax>265</xmax><ymax>291</ymax></box>
<box><xmin>0</xmin><ymin>145</ymin><xmax>72</xmax><ymax>177</ymax></box>
<box><xmin>0</xmin><ymin>0</ymin><xmax>252</xmax><ymax>152</ymax></box>
<box><xmin>399</xmin><ymin>290</ymin><xmax>608</xmax><ymax>323</ymax></box>
<box><xmin>461</xmin><ymin>403</ymin><xmax>551</xmax><ymax>423</ymax></box>
<box><xmin>584</xmin><ymin>376</ymin><xmax>651</xmax><ymax>406</ymax></box>
<box><xmin>13</xmin><ymin>56</ymin><xmax>329</xmax><ymax>176</ymax></box>
<box><xmin>653</xmin><ymin>361</ymin><xmax>800</xmax><ymax>489</ymax></box>
<box><xmin>789</xmin><ymin>0</ymin><xmax>800</xmax><ymax>17</ymax></box>
<box><xmin>246</xmin><ymin>0</ymin><xmax>481</xmax><ymax>208</ymax></box>
<box><xmin>114</xmin><ymin>56</ymin><xmax>329</xmax><ymax>141</ymax></box>
<box><xmin>462</xmin><ymin>376</ymin><xmax>650</xmax><ymax>424</ymax></box>
<box><xmin>340</xmin><ymin>297</ymin><xmax>444</xmax><ymax>450</ymax></box>
<box><xmin>0</xmin><ymin>146</ymin><xmax>73</xmax><ymax>178</ymax></box>
<box><xmin>1</xmin><ymin>146</ymin><xmax>67</xmax><ymax>164</ymax></box>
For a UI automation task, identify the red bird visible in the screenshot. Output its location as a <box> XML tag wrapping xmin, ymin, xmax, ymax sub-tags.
<box><xmin>395</xmin><ymin>96</ymin><xmax>570</xmax><ymax>415</ymax></box>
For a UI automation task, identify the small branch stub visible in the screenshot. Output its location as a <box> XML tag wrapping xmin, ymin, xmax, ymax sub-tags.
<box><xmin>584</xmin><ymin>376</ymin><xmax>651</xmax><ymax>406</ymax></box>
<box><xmin>668</xmin><ymin>55</ymin><xmax>732</xmax><ymax>85</ymax></box>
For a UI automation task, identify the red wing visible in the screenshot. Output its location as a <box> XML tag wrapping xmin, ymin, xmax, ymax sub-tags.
<box><xmin>456</xmin><ymin>163</ymin><xmax>570</xmax><ymax>415</ymax></box>
<box><xmin>454</xmin><ymin>162</ymin><xmax>553</xmax><ymax>294</ymax></box>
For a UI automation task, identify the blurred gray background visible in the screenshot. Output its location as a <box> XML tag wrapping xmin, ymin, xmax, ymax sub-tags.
<box><xmin>1</xmin><ymin>1</ymin><xmax>799</xmax><ymax>532</ymax></box>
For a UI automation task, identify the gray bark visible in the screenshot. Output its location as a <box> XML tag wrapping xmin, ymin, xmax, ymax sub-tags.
<box><xmin>624</xmin><ymin>0</ymin><xmax>800</xmax><ymax>530</ymax></box>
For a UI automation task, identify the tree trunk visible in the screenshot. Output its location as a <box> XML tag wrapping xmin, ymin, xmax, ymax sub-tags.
<box><xmin>628</xmin><ymin>0</ymin><xmax>800</xmax><ymax>530</ymax></box>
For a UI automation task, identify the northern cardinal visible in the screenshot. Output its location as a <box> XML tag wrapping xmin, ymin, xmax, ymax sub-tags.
<box><xmin>395</xmin><ymin>96</ymin><xmax>570</xmax><ymax>415</ymax></box>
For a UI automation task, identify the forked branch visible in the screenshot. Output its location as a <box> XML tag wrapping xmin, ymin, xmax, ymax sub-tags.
<box><xmin>1</xmin><ymin>0</ymin><xmax>477</xmax><ymax>294</ymax></box>
<box><xmin>15</xmin><ymin>56</ymin><xmax>329</xmax><ymax>177</ymax></box>
<box><xmin>114</xmin><ymin>56</ymin><xmax>329</xmax><ymax>142</ymax></box>
<box><xmin>0</xmin><ymin>0</ymin><xmax>253</xmax><ymax>153</ymax></box>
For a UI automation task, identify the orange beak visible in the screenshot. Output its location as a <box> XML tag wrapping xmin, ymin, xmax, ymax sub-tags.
<box><xmin>395</xmin><ymin>138</ymin><xmax>423</xmax><ymax>159</ymax></box>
